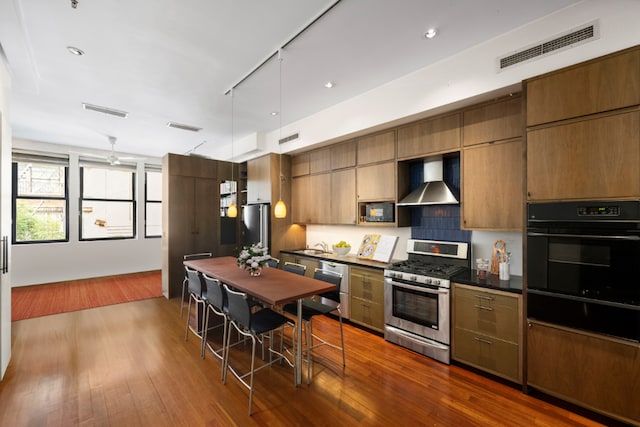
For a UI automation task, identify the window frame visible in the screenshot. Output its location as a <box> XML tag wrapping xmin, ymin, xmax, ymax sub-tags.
<box><xmin>79</xmin><ymin>163</ymin><xmax>137</xmax><ymax>241</ymax></box>
<box><xmin>12</xmin><ymin>155</ymin><xmax>70</xmax><ymax>244</ymax></box>
<box><xmin>144</xmin><ymin>167</ymin><xmax>162</xmax><ymax>238</ymax></box>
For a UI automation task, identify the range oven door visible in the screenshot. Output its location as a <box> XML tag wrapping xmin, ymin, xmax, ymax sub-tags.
<box><xmin>384</xmin><ymin>277</ymin><xmax>449</xmax><ymax>345</ymax></box>
<box><xmin>527</xmin><ymin>226</ymin><xmax>640</xmax><ymax>341</ymax></box>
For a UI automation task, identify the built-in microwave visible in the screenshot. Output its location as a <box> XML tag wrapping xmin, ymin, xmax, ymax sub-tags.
<box><xmin>365</xmin><ymin>203</ymin><xmax>394</xmax><ymax>222</ymax></box>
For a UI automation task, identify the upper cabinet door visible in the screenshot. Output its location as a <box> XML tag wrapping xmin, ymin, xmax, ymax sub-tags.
<box><xmin>526</xmin><ymin>47</ymin><xmax>640</xmax><ymax>126</ymax></box>
<box><xmin>309</xmin><ymin>147</ymin><xmax>332</xmax><ymax>174</ymax></box>
<box><xmin>527</xmin><ymin>111</ymin><xmax>640</xmax><ymax>201</ymax></box>
<box><xmin>397</xmin><ymin>113</ymin><xmax>461</xmax><ymax>159</ymax></box>
<box><xmin>357</xmin><ymin>162</ymin><xmax>396</xmax><ymax>201</ymax></box>
<box><xmin>247</xmin><ymin>155</ymin><xmax>272</xmax><ymax>203</ymax></box>
<box><xmin>463</xmin><ymin>96</ymin><xmax>522</xmax><ymax>147</ymax></box>
<box><xmin>331</xmin><ymin>140</ymin><xmax>357</xmax><ymax>170</ymax></box>
<box><xmin>291</xmin><ymin>153</ymin><xmax>310</xmax><ymax>177</ymax></box>
<box><xmin>357</xmin><ymin>130</ymin><xmax>396</xmax><ymax>165</ymax></box>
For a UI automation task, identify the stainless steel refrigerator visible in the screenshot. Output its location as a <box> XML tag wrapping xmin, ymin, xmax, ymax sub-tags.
<box><xmin>242</xmin><ymin>203</ymin><xmax>270</xmax><ymax>249</ymax></box>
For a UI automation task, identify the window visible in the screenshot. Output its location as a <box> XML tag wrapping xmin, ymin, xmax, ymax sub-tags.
<box><xmin>12</xmin><ymin>154</ymin><xmax>69</xmax><ymax>243</ymax></box>
<box><xmin>80</xmin><ymin>163</ymin><xmax>135</xmax><ymax>240</ymax></box>
<box><xmin>145</xmin><ymin>168</ymin><xmax>162</xmax><ymax>237</ymax></box>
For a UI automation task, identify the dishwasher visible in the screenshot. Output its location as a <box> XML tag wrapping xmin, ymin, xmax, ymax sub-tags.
<box><xmin>318</xmin><ymin>260</ymin><xmax>350</xmax><ymax>320</ymax></box>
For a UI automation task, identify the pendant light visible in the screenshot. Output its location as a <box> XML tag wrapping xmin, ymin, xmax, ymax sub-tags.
<box><xmin>274</xmin><ymin>50</ymin><xmax>287</xmax><ymax>219</ymax></box>
<box><xmin>227</xmin><ymin>88</ymin><xmax>238</xmax><ymax>218</ymax></box>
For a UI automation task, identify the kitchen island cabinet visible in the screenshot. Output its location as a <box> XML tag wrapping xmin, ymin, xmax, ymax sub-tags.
<box><xmin>452</xmin><ymin>283</ymin><xmax>522</xmax><ymax>384</ymax></box>
<box><xmin>527</xmin><ymin>320</ymin><xmax>640</xmax><ymax>425</ymax></box>
<box><xmin>349</xmin><ymin>266</ymin><xmax>384</xmax><ymax>332</ymax></box>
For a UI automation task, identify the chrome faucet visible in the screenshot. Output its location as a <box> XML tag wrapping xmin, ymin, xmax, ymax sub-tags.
<box><xmin>315</xmin><ymin>241</ymin><xmax>329</xmax><ymax>253</ymax></box>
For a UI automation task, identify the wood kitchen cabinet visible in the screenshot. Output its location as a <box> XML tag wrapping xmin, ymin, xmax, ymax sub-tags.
<box><xmin>309</xmin><ymin>173</ymin><xmax>332</xmax><ymax>224</ymax></box>
<box><xmin>247</xmin><ymin>154</ymin><xmax>272</xmax><ymax>203</ymax></box>
<box><xmin>526</xmin><ymin>46</ymin><xmax>640</xmax><ymax>126</ymax></box>
<box><xmin>331</xmin><ymin>168</ymin><xmax>356</xmax><ymax>224</ymax></box>
<box><xmin>463</xmin><ymin>95</ymin><xmax>522</xmax><ymax>146</ymax></box>
<box><xmin>452</xmin><ymin>283</ymin><xmax>522</xmax><ymax>383</ymax></box>
<box><xmin>291</xmin><ymin>175</ymin><xmax>310</xmax><ymax>224</ymax></box>
<box><xmin>357</xmin><ymin>130</ymin><xmax>395</xmax><ymax>165</ymax></box>
<box><xmin>527</xmin><ymin>320</ymin><xmax>640</xmax><ymax>425</ymax></box>
<box><xmin>162</xmin><ymin>153</ymin><xmax>220</xmax><ymax>298</ymax></box>
<box><xmin>331</xmin><ymin>140</ymin><xmax>356</xmax><ymax>170</ymax></box>
<box><xmin>309</xmin><ymin>147</ymin><xmax>332</xmax><ymax>174</ymax></box>
<box><xmin>397</xmin><ymin>112</ymin><xmax>461</xmax><ymax>159</ymax></box>
<box><xmin>350</xmin><ymin>266</ymin><xmax>385</xmax><ymax>332</ymax></box>
<box><xmin>291</xmin><ymin>153</ymin><xmax>310</xmax><ymax>177</ymax></box>
<box><xmin>357</xmin><ymin>162</ymin><xmax>396</xmax><ymax>201</ymax></box>
<box><xmin>462</xmin><ymin>138</ymin><xmax>523</xmax><ymax>230</ymax></box>
<box><xmin>278</xmin><ymin>253</ymin><xmax>319</xmax><ymax>278</ymax></box>
<box><xmin>247</xmin><ymin>153</ymin><xmax>306</xmax><ymax>257</ymax></box>
<box><xmin>527</xmin><ymin>111</ymin><xmax>640</xmax><ymax>201</ymax></box>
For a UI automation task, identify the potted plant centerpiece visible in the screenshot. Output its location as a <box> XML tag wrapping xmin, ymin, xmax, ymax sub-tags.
<box><xmin>237</xmin><ymin>242</ymin><xmax>272</xmax><ymax>276</ymax></box>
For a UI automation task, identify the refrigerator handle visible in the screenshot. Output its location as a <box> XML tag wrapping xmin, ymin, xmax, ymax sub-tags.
<box><xmin>260</xmin><ymin>205</ymin><xmax>269</xmax><ymax>247</ymax></box>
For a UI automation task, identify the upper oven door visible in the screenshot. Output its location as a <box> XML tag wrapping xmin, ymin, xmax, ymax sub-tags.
<box><xmin>527</xmin><ymin>226</ymin><xmax>640</xmax><ymax>306</ymax></box>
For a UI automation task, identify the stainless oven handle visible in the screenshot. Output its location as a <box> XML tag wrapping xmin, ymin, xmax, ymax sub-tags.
<box><xmin>527</xmin><ymin>232</ymin><xmax>640</xmax><ymax>241</ymax></box>
<box><xmin>385</xmin><ymin>279</ymin><xmax>448</xmax><ymax>294</ymax></box>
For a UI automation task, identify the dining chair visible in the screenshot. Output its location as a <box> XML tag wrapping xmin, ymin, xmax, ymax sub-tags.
<box><xmin>283</xmin><ymin>268</ymin><xmax>345</xmax><ymax>384</ymax></box>
<box><xmin>266</xmin><ymin>257</ymin><xmax>280</xmax><ymax>268</ymax></box>
<box><xmin>201</xmin><ymin>274</ymin><xmax>228</xmax><ymax>377</ymax></box>
<box><xmin>222</xmin><ymin>284</ymin><xmax>294</xmax><ymax>416</ymax></box>
<box><xmin>181</xmin><ymin>252</ymin><xmax>213</xmax><ymax>317</ymax></box>
<box><xmin>283</xmin><ymin>261</ymin><xmax>306</xmax><ymax>276</ymax></box>
<box><xmin>184</xmin><ymin>266</ymin><xmax>207</xmax><ymax>350</ymax></box>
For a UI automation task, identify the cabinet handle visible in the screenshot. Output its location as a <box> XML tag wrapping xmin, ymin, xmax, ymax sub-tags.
<box><xmin>475</xmin><ymin>295</ymin><xmax>494</xmax><ymax>301</ymax></box>
<box><xmin>474</xmin><ymin>337</ymin><xmax>493</xmax><ymax>345</ymax></box>
<box><xmin>473</xmin><ymin>304</ymin><xmax>494</xmax><ymax>311</ymax></box>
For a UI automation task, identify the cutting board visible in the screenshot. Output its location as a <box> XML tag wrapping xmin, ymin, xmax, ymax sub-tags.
<box><xmin>490</xmin><ymin>240</ymin><xmax>506</xmax><ymax>275</ymax></box>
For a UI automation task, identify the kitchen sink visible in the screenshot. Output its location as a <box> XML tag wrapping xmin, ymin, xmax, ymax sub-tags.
<box><xmin>300</xmin><ymin>249</ymin><xmax>326</xmax><ymax>255</ymax></box>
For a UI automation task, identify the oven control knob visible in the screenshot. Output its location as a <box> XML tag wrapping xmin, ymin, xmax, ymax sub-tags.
<box><xmin>425</xmin><ymin>278</ymin><xmax>432</xmax><ymax>284</ymax></box>
<box><xmin>410</xmin><ymin>275</ymin><xmax>417</xmax><ymax>282</ymax></box>
<box><xmin>433</xmin><ymin>279</ymin><xmax>441</xmax><ymax>286</ymax></box>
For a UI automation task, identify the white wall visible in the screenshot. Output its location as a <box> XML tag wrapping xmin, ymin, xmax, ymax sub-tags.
<box><xmin>0</xmin><ymin>50</ymin><xmax>13</xmax><ymax>378</ymax></box>
<box><xmin>306</xmin><ymin>225</ymin><xmax>412</xmax><ymax>262</ymax></box>
<box><xmin>11</xmin><ymin>139</ymin><xmax>162</xmax><ymax>286</ymax></box>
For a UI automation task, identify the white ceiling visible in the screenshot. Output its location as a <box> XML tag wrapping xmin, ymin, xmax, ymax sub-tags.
<box><xmin>0</xmin><ymin>0</ymin><xmax>579</xmax><ymax>160</ymax></box>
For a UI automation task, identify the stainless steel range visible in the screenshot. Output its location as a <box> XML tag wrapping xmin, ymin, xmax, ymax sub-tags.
<box><xmin>384</xmin><ymin>239</ymin><xmax>470</xmax><ymax>364</ymax></box>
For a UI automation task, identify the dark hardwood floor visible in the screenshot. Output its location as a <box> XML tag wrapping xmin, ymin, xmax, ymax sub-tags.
<box><xmin>0</xmin><ymin>296</ymin><xmax>616</xmax><ymax>426</ymax></box>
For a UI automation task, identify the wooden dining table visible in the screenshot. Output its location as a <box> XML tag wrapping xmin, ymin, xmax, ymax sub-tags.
<box><xmin>183</xmin><ymin>256</ymin><xmax>335</xmax><ymax>386</ymax></box>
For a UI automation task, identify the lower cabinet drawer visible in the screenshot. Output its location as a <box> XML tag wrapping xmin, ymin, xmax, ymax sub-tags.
<box><xmin>453</xmin><ymin>327</ymin><xmax>520</xmax><ymax>382</ymax></box>
<box><xmin>350</xmin><ymin>298</ymin><xmax>384</xmax><ymax>332</ymax></box>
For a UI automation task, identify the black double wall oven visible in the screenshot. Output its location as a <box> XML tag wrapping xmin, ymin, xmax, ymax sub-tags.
<box><xmin>526</xmin><ymin>200</ymin><xmax>640</xmax><ymax>342</ymax></box>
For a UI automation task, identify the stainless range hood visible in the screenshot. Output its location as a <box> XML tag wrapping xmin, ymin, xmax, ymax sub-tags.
<box><xmin>397</xmin><ymin>156</ymin><xmax>459</xmax><ymax>206</ymax></box>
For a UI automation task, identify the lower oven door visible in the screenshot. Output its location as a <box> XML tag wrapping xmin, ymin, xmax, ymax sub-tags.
<box><xmin>384</xmin><ymin>278</ymin><xmax>449</xmax><ymax>345</ymax></box>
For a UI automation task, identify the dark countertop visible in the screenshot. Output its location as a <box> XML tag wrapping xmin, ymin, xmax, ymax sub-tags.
<box><xmin>452</xmin><ymin>269</ymin><xmax>523</xmax><ymax>294</ymax></box>
<box><xmin>280</xmin><ymin>249</ymin><xmax>398</xmax><ymax>270</ymax></box>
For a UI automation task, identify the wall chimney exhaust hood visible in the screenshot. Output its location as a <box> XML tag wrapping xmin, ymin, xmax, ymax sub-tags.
<box><xmin>397</xmin><ymin>156</ymin><xmax>458</xmax><ymax>206</ymax></box>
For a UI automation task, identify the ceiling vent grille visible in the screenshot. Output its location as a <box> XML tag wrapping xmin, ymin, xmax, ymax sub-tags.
<box><xmin>279</xmin><ymin>132</ymin><xmax>299</xmax><ymax>144</ymax></box>
<box><xmin>82</xmin><ymin>103</ymin><xmax>128</xmax><ymax>118</ymax></box>
<box><xmin>498</xmin><ymin>21</ymin><xmax>599</xmax><ymax>71</ymax></box>
<box><xmin>166</xmin><ymin>121</ymin><xmax>202</xmax><ymax>132</ymax></box>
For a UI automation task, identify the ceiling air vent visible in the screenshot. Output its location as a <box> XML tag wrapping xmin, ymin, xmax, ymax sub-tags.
<box><xmin>166</xmin><ymin>121</ymin><xmax>202</xmax><ymax>132</ymax></box>
<box><xmin>82</xmin><ymin>103</ymin><xmax>128</xmax><ymax>118</ymax></box>
<box><xmin>498</xmin><ymin>20</ymin><xmax>599</xmax><ymax>71</ymax></box>
<box><xmin>279</xmin><ymin>132</ymin><xmax>299</xmax><ymax>144</ymax></box>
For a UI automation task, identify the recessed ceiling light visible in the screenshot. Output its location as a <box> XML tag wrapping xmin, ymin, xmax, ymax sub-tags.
<box><xmin>324</xmin><ymin>81</ymin><xmax>334</xmax><ymax>88</ymax></box>
<box><xmin>67</xmin><ymin>46</ymin><xmax>85</xmax><ymax>56</ymax></box>
<box><xmin>424</xmin><ymin>28</ymin><xmax>438</xmax><ymax>39</ymax></box>
<box><xmin>271</xmin><ymin>111</ymin><xmax>279</xmax><ymax>116</ymax></box>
